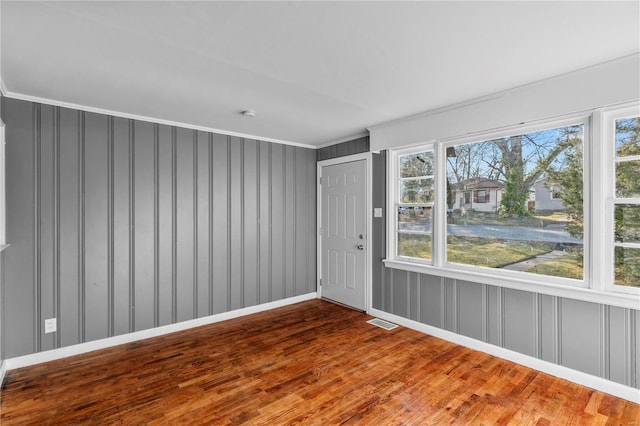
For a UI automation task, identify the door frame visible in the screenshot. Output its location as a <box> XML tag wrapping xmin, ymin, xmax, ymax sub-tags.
<box><xmin>317</xmin><ymin>152</ymin><xmax>372</xmax><ymax>313</ymax></box>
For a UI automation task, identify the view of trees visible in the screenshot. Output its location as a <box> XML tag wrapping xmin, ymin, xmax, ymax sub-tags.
<box><xmin>613</xmin><ymin>117</ymin><xmax>640</xmax><ymax>286</ymax></box>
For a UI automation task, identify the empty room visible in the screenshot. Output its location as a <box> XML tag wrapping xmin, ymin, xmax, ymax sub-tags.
<box><xmin>0</xmin><ymin>1</ymin><xmax>639</xmax><ymax>424</ymax></box>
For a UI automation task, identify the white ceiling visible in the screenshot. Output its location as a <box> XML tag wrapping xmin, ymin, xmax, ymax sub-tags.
<box><xmin>1</xmin><ymin>1</ymin><xmax>639</xmax><ymax>147</ymax></box>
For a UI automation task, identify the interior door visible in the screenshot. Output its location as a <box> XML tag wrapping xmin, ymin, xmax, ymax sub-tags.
<box><xmin>321</xmin><ymin>159</ymin><xmax>367</xmax><ymax>310</ymax></box>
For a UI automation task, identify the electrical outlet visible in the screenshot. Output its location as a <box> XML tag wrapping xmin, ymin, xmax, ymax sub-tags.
<box><xmin>44</xmin><ymin>318</ymin><xmax>57</xmax><ymax>333</ymax></box>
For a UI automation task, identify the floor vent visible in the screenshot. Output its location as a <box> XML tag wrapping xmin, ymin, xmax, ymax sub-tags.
<box><xmin>367</xmin><ymin>318</ymin><xmax>398</xmax><ymax>331</ymax></box>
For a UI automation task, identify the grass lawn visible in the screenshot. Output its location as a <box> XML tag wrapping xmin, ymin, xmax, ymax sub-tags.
<box><xmin>397</xmin><ymin>234</ymin><xmax>553</xmax><ymax>267</ymax></box>
<box><xmin>525</xmin><ymin>253</ymin><xmax>584</xmax><ymax>280</ymax></box>
<box><xmin>446</xmin><ymin>236</ymin><xmax>553</xmax><ymax>268</ymax></box>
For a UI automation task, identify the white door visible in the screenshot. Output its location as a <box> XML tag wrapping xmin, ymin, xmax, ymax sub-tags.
<box><xmin>321</xmin><ymin>159</ymin><xmax>367</xmax><ymax>310</ymax></box>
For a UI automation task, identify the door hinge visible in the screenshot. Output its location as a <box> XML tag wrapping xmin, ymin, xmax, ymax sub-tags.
<box><xmin>319</xmin><ymin>279</ymin><xmax>323</xmax><ymax>287</ymax></box>
<box><xmin>319</xmin><ymin>176</ymin><xmax>322</xmax><ymax>185</ymax></box>
<box><xmin>319</xmin><ymin>227</ymin><xmax>322</xmax><ymax>236</ymax></box>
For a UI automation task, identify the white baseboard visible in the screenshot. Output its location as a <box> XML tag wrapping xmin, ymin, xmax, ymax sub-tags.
<box><xmin>4</xmin><ymin>293</ymin><xmax>318</xmax><ymax>372</ymax></box>
<box><xmin>369</xmin><ymin>308</ymin><xmax>640</xmax><ymax>404</ymax></box>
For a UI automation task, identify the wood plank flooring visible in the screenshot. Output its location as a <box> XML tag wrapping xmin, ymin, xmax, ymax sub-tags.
<box><xmin>1</xmin><ymin>300</ymin><xmax>638</xmax><ymax>425</ymax></box>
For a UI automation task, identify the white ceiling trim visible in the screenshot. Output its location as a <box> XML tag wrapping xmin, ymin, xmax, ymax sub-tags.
<box><xmin>315</xmin><ymin>131</ymin><xmax>370</xmax><ymax>149</ymax></box>
<box><xmin>2</xmin><ymin>89</ymin><xmax>316</xmax><ymax>150</ymax></box>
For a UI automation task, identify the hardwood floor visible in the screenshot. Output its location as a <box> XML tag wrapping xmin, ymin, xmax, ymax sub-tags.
<box><xmin>1</xmin><ymin>300</ymin><xmax>638</xmax><ymax>425</ymax></box>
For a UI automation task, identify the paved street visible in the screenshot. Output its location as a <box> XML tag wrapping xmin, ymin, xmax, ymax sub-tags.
<box><xmin>399</xmin><ymin>222</ymin><xmax>583</xmax><ymax>244</ymax></box>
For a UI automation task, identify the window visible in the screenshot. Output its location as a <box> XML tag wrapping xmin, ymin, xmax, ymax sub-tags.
<box><xmin>549</xmin><ymin>183</ymin><xmax>563</xmax><ymax>200</ymax></box>
<box><xmin>612</xmin><ymin>114</ymin><xmax>640</xmax><ymax>288</ymax></box>
<box><xmin>393</xmin><ymin>148</ymin><xmax>435</xmax><ymax>261</ymax></box>
<box><xmin>386</xmin><ymin>104</ymin><xmax>640</xmax><ymax>305</ymax></box>
<box><xmin>445</xmin><ymin>122</ymin><xmax>584</xmax><ymax>280</ymax></box>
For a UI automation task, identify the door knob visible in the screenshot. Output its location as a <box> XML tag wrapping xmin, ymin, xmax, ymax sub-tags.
<box><xmin>356</xmin><ymin>244</ymin><xmax>364</xmax><ymax>250</ymax></box>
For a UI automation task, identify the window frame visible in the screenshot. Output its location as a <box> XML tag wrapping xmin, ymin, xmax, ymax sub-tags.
<box><xmin>388</xmin><ymin>143</ymin><xmax>436</xmax><ymax>265</ymax></box>
<box><xmin>600</xmin><ymin>105</ymin><xmax>640</xmax><ymax>296</ymax></box>
<box><xmin>385</xmin><ymin>109</ymin><xmax>640</xmax><ymax>309</ymax></box>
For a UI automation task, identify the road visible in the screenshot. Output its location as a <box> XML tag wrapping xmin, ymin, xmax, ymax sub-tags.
<box><xmin>399</xmin><ymin>222</ymin><xmax>583</xmax><ymax>244</ymax></box>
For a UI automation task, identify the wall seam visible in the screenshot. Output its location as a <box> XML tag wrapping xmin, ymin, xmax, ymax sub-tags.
<box><xmin>107</xmin><ymin>116</ymin><xmax>114</xmax><ymax>336</ymax></box>
<box><xmin>171</xmin><ymin>127</ymin><xmax>177</xmax><ymax>323</ymax></box>
<box><xmin>256</xmin><ymin>141</ymin><xmax>261</xmax><ymax>305</ymax></box>
<box><xmin>226</xmin><ymin>136</ymin><xmax>231</xmax><ymax>310</ymax></box>
<box><xmin>208</xmin><ymin>133</ymin><xmax>214</xmax><ymax>315</ymax></box>
<box><xmin>268</xmin><ymin>144</ymin><xmax>273</xmax><ymax>302</ymax></box>
<box><xmin>153</xmin><ymin>123</ymin><xmax>159</xmax><ymax>327</ymax></box>
<box><xmin>240</xmin><ymin>139</ymin><xmax>245</xmax><ymax>308</ymax></box>
<box><xmin>440</xmin><ymin>276</ymin><xmax>445</xmax><ymax>329</ymax></box>
<box><xmin>293</xmin><ymin>148</ymin><xmax>297</xmax><ymax>296</ymax></box>
<box><xmin>535</xmin><ymin>293</ymin><xmax>541</xmax><ymax>359</ymax></box>
<box><xmin>556</xmin><ymin>297</ymin><xmax>562</xmax><ymax>365</ymax></box>
<box><xmin>78</xmin><ymin>111</ymin><xmax>86</xmax><ymax>343</ymax></box>
<box><xmin>53</xmin><ymin>106</ymin><xmax>61</xmax><ymax>348</ymax></box>
<box><xmin>629</xmin><ymin>309</ymin><xmax>637</xmax><ymax>388</ymax></box>
<box><xmin>128</xmin><ymin>119</ymin><xmax>136</xmax><ymax>332</ymax></box>
<box><xmin>193</xmin><ymin>131</ymin><xmax>198</xmax><ymax>317</ymax></box>
<box><xmin>282</xmin><ymin>146</ymin><xmax>286</xmax><ymax>299</ymax></box>
<box><xmin>482</xmin><ymin>284</ymin><xmax>488</xmax><ymax>343</ymax></box>
<box><xmin>33</xmin><ymin>103</ymin><xmax>41</xmax><ymax>352</ymax></box>
<box><xmin>498</xmin><ymin>287</ymin><xmax>504</xmax><ymax>347</ymax></box>
<box><xmin>602</xmin><ymin>305</ymin><xmax>610</xmax><ymax>380</ymax></box>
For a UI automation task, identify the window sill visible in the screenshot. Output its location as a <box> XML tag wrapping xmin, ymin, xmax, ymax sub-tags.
<box><xmin>383</xmin><ymin>259</ymin><xmax>640</xmax><ymax>310</ymax></box>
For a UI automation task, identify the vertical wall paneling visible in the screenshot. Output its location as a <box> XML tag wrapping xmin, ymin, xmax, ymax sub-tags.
<box><xmin>128</xmin><ymin>119</ymin><xmax>135</xmax><ymax>332</ymax></box>
<box><xmin>539</xmin><ymin>294</ymin><xmax>555</xmax><ymax>363</ymax></box>
<box><xmin>560</xmin><ymin>298</ymin><xmax>602</xmax><ymax>377</ymax></box>
<box><xmin>39</xmin><ymin>104</ymin><xmax>55</xmax><ymax>352</ymax></box>
<box><xmin>243</xmin><ymin>139</ymin><xmax>258</xmax><ymax>307</ymax></box>
<box><xmin>107</xmin><ymin>116</ymin><xmax>114</xmax><ymax>336</ymax></box>
<box><xmin>502</xmin><ymin>288</ymin><xmax>536</xmax><ymax>357</ymax></box>
<box><xmin>152</xmin><ymin>124</ymin><xmax>160</xmax><ymax>327</ymax></box>
<box><xmin>284</xmin><ymin>146</ymin><xmax>295</xmax><ymax>298</ymax></box>
<box><xmin>59</xmin><ymin>108</ymin><xmax>80</xmax><ymax>347</ymax></box>
<box><xmin>176</xmin><ymin>128</ymin><xmax>195</xmax><ymax>321</ymax></box>
<box><xmin>486</xmin><ymin>286</ymin><xmax>499</xmax><ymax>346</ymax></box>
<box><xmin>4</xmin><ymin>99</ymin><xmax>36</xmax><ymax>356</ymax></box>
<box><xmin>196</xmin><ymin>131</ymin><xmax>210</xmax><ymax>317</ymax></box>
<box><xmin>609</xmin><ymin>306</ymin><xmax>627</xmax><ymax>384</ymax></box>
<box><xmin>84</xmin><ymin>113</ymin><xmax>109</xmax><ymax>342</ymax></box>
<box><xmin>229</xmin><ymin>137</ymin><xmax>242</xmax><ymax>310</ymax></box>
<box><xmin>210</xmin><ymin>133</ymin><xmax>229</xmax><ymax>314</ymax></box>
<box><xmin>33</xmin><ymin>103</ymin><xmax>41</xmax><ymax>352</ymax></box>
<box><xmin>113</xmin><ymin>117</ymin><xmax>131</xmax><ymax>335</ymax></box>
<box><xmin>457</xmin><ymin>280</ymin><xmax>483</xmax><ymax>341</ymax></box>
<box><xmin>271</xmin><ymin>145</ymin><xmax>284</xmax><ymax>300</ymax></box>
<box><xmin>1</xmin><ymin>98</ymin><xmax>316</xmax><ymax>358</ymax></box>
<box><xmin>259</xmin><ymin>143</ymin><xmax>271</xmax><ymax>304</ymax></box>
<box><xmin>133</xmin><ymin>121</ymin><xmax>154</xmax><ymax>331</ymax></box>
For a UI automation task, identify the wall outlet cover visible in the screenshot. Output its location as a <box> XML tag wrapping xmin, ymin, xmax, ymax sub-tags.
<box><xmin>44</xmin><ymin>318</ymin><xmax>57</xmax><ymax>333</ymax></box>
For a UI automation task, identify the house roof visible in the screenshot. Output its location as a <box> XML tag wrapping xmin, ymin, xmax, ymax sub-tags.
<box><xmin>451</xmin><ymin>178</ymin><xmax>505</xmax><ymax>191</ymax></box>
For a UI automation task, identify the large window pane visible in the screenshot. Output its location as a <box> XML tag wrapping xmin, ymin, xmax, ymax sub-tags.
<box><xmin>446</xmin><ymin>124</ymin><xmax>584</xmax><ymax>280</ymax></box>
<box><xmin>615</xmin><ymin>117</ymin><xmax>640</xmax><ymax>157</ymax></box>
<box><xmin>398</xmin><ymin>233</ymin><xmax>432</xmax><ymax>260</ymax></box>
<box><xmin>614</xmin><ymin>246</ymin><xmax>640</xmax><ymax>287</ymax></box>
<box><xmin>399</xmin><ymin>151</ymin><xmax>434</xmax><ymax>178</ymax></box>
<box><xmin>615</xmin><ymin>160</ymin><xmax>640</xmax><ymax>198</ymax></box>
<box><xmin>614</xmin><ymin>204</ymin><xmax>640</xmax><ymax>244</ymax></box>
<box><xmin>399</xmin><ymin>179</ymin><xmax>434</xmax><ymax>203</ymax></box>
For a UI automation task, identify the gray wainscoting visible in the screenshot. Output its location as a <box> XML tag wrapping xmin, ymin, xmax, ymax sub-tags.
<box><xmin>371</xmin><ymin>150</ymin><xmax>639</xmax><ymax>390</ymax></box>
<box><xmin>1</xmin><ymin>97</ymin><xmax>317</xmax><ymax>359</ymax></box>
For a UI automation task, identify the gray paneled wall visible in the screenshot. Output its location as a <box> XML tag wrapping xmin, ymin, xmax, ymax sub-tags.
<box><xmin>1</xmin><ymin>97</ymin><xmax>316</xmax><ymax>358</ymax></box>
<box><xmin>316</xmin><ymin>136</ymin><xmax>369</xmax><ymax>162</ymax></box>
<box><xmin>371</xmin><ymin>150</ymin><xmax>639</xmax><ymax>390</ymax></box>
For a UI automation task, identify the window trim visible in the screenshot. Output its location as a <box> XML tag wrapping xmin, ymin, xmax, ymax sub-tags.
<box><xmin>388</xmin><ymin>143</ymin><xmax>436</xmax><ymax>264</ymax></box>
<box><xmin>600</xmin><ymin>105</ymin><xmax>640</xmax><ymax>296</ymax></box>
<box><xmin>385</xmin><ymin>106</ymin><xmax>640</xmax><ymax>309</ymax></box>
